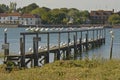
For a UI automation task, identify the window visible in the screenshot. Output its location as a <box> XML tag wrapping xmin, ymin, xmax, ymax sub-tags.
<box><xmin>10</xmin><ymin>17</ymin><xmax>12</xmax><ymax>20</ymax></box>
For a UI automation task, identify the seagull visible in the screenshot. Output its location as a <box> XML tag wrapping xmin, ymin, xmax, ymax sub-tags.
<box><xmin>35</xmin><ymin>27</ymin><xmax>40</xmax><ymax>32</ymax></box>
<box><xmin>29</xmin><ymin>48</ymin><xmax>33</xmax><ymax>52</ymax></box>
<box><xmin>4</xmin><ymin>28</ymin><xmax>7</xmax><ymax>32</ymax></box>
<box><xmin>25</xmin><ymin>26</ymin><xmax>31</xmax><ymax>31</ymax></box>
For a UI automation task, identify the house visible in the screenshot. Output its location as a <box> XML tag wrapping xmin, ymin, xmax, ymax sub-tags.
<box><xmin>0</xmin><ymin>13</ymin><xmax>7</xmax><ymax>24</ymax></box>
<box><xmin>6</xmin><ymin>12</ymin><xmax>21</xmax><ymax>24</ymax></box>
<box><xmin>90</xmin><ymin>10</ymin><xmax>114</xmax><ymax>24</ymax></box>
<box><xmin>0</xmin><ymin>12</ymin><xmax>41</xmax><ymax>26</ymax></box>
<box><xmin>19</xmin><ymin>13</ymin><xmax>41</xmax><ymax>26</ymax></box>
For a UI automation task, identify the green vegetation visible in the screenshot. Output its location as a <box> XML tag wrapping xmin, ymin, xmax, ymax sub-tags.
<box><xmin>0</xmin><ymin>3</ymin><xmax>89</xmax><ymax>25</ymax></box>
<box><xmin>108</xmin><ymin>14</ymin><xmax>120</xmax><ymax>25</ymax></box>
<box><xmin>0</xmin><ymin>59</ymin><xmax>120</xmax><ymax>80</ymax></box>
<box><xmin>0</xmin><ymin>52</ymin><xmax>4</xmax><ymax>58</ymax></box>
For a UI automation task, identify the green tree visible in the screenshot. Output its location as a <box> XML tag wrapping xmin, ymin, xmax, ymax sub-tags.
<box><xmin>108</xmin><ymin>14</ymin><xmax>120</xmax><ymax>25</ymax></box>
<box><xmin>49</xmin><ymin>8</ymin><xmax>67</xmax><ymax>24</ymax></box>
<box><xmin>0</xmin><ymin>4</ymin><xmax>9</xmax><ymax>13</ymax></box>
<box><xmin>31</xmin><ymin>7</ymin><xmax>51</xmax><ymax>24</ymax></box>
<box><xmin>21</xmin><ymin>3</ymin><xmax>39</xmax><ymax>13</ymax></box>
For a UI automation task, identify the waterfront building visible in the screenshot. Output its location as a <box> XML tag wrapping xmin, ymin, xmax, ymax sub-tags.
<box><xmin>0</xmin><ymin>12</ymin><xmax>41</xmax><ymax>26</ymax></box>
<box><xmin>90</xmin><ymin>10</ymin><xmax>114</xmax><ymax>24</ymax></box>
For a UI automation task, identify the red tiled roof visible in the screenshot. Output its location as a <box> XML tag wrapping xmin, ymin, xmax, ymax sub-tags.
<box><xmin>8</xmin><ymin>12</ymin><xmax>21</xmax><ymax>16</ymax></box>
<box><xmin>21</xmin><ymin>13</ymin><xmax>35</xmax><ymax>18</ymax></box>
<box><xmin>0</xmin><ymin>13</ymin><xmax>8</xmax><ymax>17</ymax></box>
<box><xmin>0</xmin><ymin>12</ymin><xmax>40</xmax><ymax>18</ymax></box>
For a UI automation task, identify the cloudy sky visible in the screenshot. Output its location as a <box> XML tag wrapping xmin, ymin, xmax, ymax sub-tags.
<box><xmin>0</xmin><ymin>0</ymin><xmax>120</xmax><ymax>11</ymax></box>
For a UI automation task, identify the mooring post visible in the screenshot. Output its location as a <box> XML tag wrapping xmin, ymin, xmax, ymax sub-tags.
<box><xmin>73</xmin><ymin>34</ymin><xmax>77</xmax><ymax>55</ymax></box>
<box><xmin>102</xmin><ymin>28</ymin><xmax>104</xmax><ymax>43</ymax></box>
<box><xmin>79</xmin><ymin>38</ymin><xmax>82</xmax><ymax>60</ymax></box>
<box><xmin>96</xmin><ymin>30</ymin><xmax>98</xmax><ymax>46</ymax></box>
<box><xmin>86</xmin><ymin>33</ymin><xmax>88</xmax><ymax>51</ymax></box>
<box><xmin>100</xmin><ymin>29</ymin><xmax>102</xmax><ymax>45</ymax></box>
<box><xmin>33</xmin><ymin>34</ymin><xmax>39</xmax><ymax>67</ymax></box>
<box><xmin>45</xmin><ymin>33</ymin><xmax>49</xmax><ymax>63</ymax></box>
<box><xmin>66</xmin><ymin>32</ymin><xmax>70</xmax><ymax>60</ymax></box>
<box><xmin>75</xmin><ymin>32</ymin><xmax>78</xmax><ymax>52</ymax></box>
<box><xmin>81</xmin><ymin>31</ymin><xmax>82</xmax><ymax>41</ymax></box>
<box><xmin>20</xmin><ymin>37</ymin><xmax>23</xmax><ymax>67</ymax></box>
<box><xmin>4</xmin><ymin>31</ymin><xmax>9</xmax><ymax>62</ymax></box>
<box><xmin>57</xmin><ymin>32</ymin><xmax>61</xmax><ymax>60</ymax></box>
<box><xmin>20</xmin><ymin>35</ymin><xmax>26</xmax><ymax>67</ymax></box>
<box><xmin>92</xmin><ymin>30</ymin><xmax>95</xmax><ymax>48</ymax></box>
<box><xmin>79</xmin><ymin>38</ymin><xmax>82</xmax><ymax>53</ymax></box>
<box><xmin>104</xmin><ymin>28</ymin><xmax>106</xmax><ymax>43</ymax></box>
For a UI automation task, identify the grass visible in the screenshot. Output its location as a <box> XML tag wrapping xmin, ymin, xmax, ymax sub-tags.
<box><xmin>0</xmin><ymin>59</ymin><xmax>120</xmax><ymax>80</ymax></box>
<box><xmin>0</xmin><ymin>52</ymin><xmax>4</xmax><ymax>58</ymax></box>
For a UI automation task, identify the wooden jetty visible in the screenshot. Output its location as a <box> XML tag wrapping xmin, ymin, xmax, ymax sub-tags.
<box><xmin>4</xmin><ymin>27</ymin><xmax>106</xmax><ymax>68</ymax></box>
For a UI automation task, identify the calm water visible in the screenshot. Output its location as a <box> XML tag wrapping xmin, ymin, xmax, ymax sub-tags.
<box><xmin>0</xmin><ymin>27</ymin><xmax>120</xmax><ymax>61</ymax></box>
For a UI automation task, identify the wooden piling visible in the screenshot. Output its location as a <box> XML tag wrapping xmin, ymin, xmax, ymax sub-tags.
<box><xmin>45</xmin><ymin>33</ymin><xmax>49</xmax><ymax>63</ymax></box>
<box><xmin>33</xmin><ymin>37</ymin><xmax>38</xmax><ymax>67</ymax></box>
<box><xmin>57</xmin><ymin>32</ymin><xmax>61</xmax><ymax>60</ymax></box>
<box><xmin>85</xmin><ymin>33</ymin><xmax>88</xmax><ymax>51</ymax></box>
<box><xmin>20</xmin><ymin>37</ymin><xmax>25</xmax><ymax>67</ymax></box>
<box><xmin>66</xmin><ymin>32</ymin><xmax>70</xmax><ymax>60</ymax></box>
<box><xmin>79</xmin><ymin>38</ymin><xmax>82</xmax><ymax>53</ymax></box>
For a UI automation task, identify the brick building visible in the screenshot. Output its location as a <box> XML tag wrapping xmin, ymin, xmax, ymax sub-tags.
<box><xmin>90</xmin><ymin>10</ymin><xmax>114</xmax><ymax>24</ymax></box>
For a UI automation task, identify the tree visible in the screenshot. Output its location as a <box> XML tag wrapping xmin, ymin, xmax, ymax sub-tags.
<box><xmin>20</xmin><ymin>3</ymin><xmax>39</xmax><ymax>13</ymax></box>
<box><xmin>31</xmin><ymin>7</ymin><xmax>51</xmax><ymax>24</ymax></box>
<box><xmin>0</xmin><ymin>8</ymin><xmax>4</xmax><ymax>13</ymax></box>
<box><xmin>0</xmin><ymin>4</ymin><xmax>9</xmax><ymax>13</ymax></box>
<box><xmin>108</xmin><ymin>14</ymin><xmax>120</xmax><ymax>25</ymax></box>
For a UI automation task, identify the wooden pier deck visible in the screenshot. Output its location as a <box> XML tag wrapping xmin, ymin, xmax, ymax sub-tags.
<box><xmin>4</xmin><ymin>27</ymin><xmax>106</xmax><ymax>68</ymax></box>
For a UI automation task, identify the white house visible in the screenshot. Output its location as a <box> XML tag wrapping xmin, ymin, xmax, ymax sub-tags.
<box><xmin>0</xmin><ymin>12</ymin><xmax>41</xmax><ymax>26</ymax></box>
<box><xmin>19</xmin><ymin>13</ymin><xmax>41</xmax><ymax>26</ymax></box>
<box><xmin>0</xmin><ymin>13</ymin><xmax>7</xmax><ymax>24</ymax></box>
<box><xmin>6</xmin><ymin>12</ymin><xmax>21</xmax><ymax>24</ymax></box>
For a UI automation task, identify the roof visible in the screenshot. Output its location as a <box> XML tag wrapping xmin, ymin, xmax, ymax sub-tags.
<box><xmin>0</xmin><ymin>12</ymin><xmax>40</xmax><ymax>18</ymax></box>
<box><xmin>90</xmin><ymin>10</ymin><xmax>113</xmax><ymax>16</ymax></box>
<box><xmin>21</xmin><ymin>13</ymin><xmax>36</xmax><ymax>18</ymax></box>
<box><xmin>8</xmin><ymin>12</ymin><xmax>21</xmax><ymax>16</ymax></box>
<box><xmin>0</xmin><ymin>13</ymin><xmax>7</xmax><ymax>17</ymax></box>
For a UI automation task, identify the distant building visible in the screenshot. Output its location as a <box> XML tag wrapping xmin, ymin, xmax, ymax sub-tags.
<box><xmin>90</xmin><ymin>10</ymin><xmax>114</xmax><ymax>24</ymax></box>
<box><xmin>0</xmin><ymin>12</ymin><xmax>41</xmax><ymax>26</ymax></box>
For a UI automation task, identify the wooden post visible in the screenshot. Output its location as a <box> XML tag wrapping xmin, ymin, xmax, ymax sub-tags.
<box><xmin>110</xmin><ymin>37</ymin><xmax>113</xmax><ymax>59</ymax></box>
<box><xmin>79</xmin><ymin>38</ymin><xmax>82</xmax><ymax>60</ymax></box>
<box><xmin>20</xmin><ymin>36</ymin><xmax>25</xmax><ymax>67</ymax></box>
<box><xmin>86</xmin><ymin>33</ymin><xmax>88</xmax><ymax>51</ymax></box>
<box><xmin>81</xmin><ymin>31</ymin><xmax>82</xmax><ymax>41</ymax></box>
<box><xmin>57</xmin><ymin>32</ymin><xmax>61</xmax><ymax>60</ymax></box>
<box><xmin>100</xmin><ymin>29</ymin><xmax>102</xmax><ymax>45</ymax></box>
<box><xmin>4</xmin><ymin>32</ymin><xmax>9</xmax><ymax>62</ymax></box>
<box><xmin>74</xmin><ymin>35</ymin><xmax>77</xmax><ymax>54</ymax></box>
<box><xmin>33</xmin><ymin>37</ymin><xmax>38</xmax><ymax>67</ymax></box>
<box><xmin>75</xmin><ymin>32</ymin><xmax>77</xmax><ymax>42</ymax></box>
<box><xmin>45</xmin><ymin>33</ymin><xmax>49</xmax><ymax>63</ymax></box>
<box><xmin>92</xmin><ymin>30</ymin><xmax>95</xmax><ymax>48</ymax></box>
<box><xmin>75</xmin><ymin>32</ymin><xmax>78</xmax><ymax>53</ymax></box>
<box><xmin>66</xmin><ymin>32</ymin><xmax>70</xmax><ymax>60</ymax></box>
<box><xmin>79</xmin><ymin>38</ymin><xmax>82</xmax><ymax>53</ymax></box>
<box><xmin>96</xmin><ymin>30</ymin><xmax>98</xmax><ymax>46</ymax></box>
<box><xmin>104</xmin><ymin>28</ymin><xmax>106</xmax><ymax>43</ymax></box>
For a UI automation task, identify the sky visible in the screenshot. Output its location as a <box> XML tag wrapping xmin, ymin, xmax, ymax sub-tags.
<box><xmin>0</xmin><ymin>0</ymin><xmax>120</xmax><ymax>12</ymax></box>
